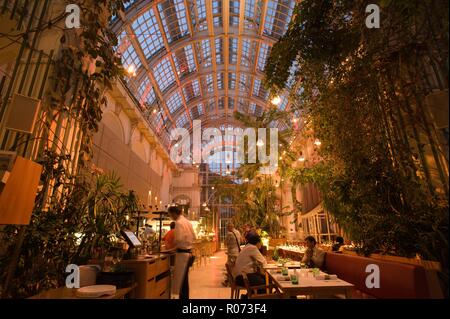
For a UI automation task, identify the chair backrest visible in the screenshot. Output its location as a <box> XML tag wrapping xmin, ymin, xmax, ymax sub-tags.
<box><xmin>225</xmin><ymin>263</ymin><xmax>233</xmax><ymax>278</ymax></box>
<box><xmin>241</xmin><ymin>273</ymin><xmax>254</xmax><ymax>298</ymax></box>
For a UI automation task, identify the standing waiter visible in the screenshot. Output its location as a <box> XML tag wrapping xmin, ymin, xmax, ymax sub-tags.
<box><xmin>168</xmin><ymin>206</ymin><xmax>196</xmax><ymax>299</ymax></box>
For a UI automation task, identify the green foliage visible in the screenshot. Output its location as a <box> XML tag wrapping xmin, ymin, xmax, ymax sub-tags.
<box><xmin>0</xmin><ymin>0</ymin><xmax>135</xmax><ymax>298</ymax></box>
<box><xmin>264</xmin><ymin>0</ymin><xmax>448</xmax><ymax>275</ymax></box>
<box><xmin>0</xmin><ymin>167</ymin><xmax>137</xmax><ymax>298</ymax></box>
<box><xmin>48</xmin><ymin>0</ymin><xmax>126</xmax><ymax>166</ymax></box>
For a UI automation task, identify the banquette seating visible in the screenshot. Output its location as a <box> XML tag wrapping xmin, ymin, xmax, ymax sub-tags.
<box><xmin>323</xmin><ymin>252</ymin><xmax>430</xmax><ymax>299</ymax></box>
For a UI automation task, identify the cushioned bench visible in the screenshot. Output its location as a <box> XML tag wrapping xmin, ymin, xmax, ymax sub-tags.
<box><xmin>323</xmin><ymin>252</ymin><xmax>430</xmax><ymax>298</ymax></box>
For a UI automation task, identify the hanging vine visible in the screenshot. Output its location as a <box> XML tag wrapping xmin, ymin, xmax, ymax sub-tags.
<box><xmin>264</xmin><ymin>0</ymin><xmax>448</xmax><ymax>289</ymax></box>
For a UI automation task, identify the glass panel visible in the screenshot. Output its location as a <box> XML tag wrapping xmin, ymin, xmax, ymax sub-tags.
<box><xmin>166</xmin><ymin>91</ymin><xmax>184</xmax><ymax>114</ymax></box>
<box><xmin>192</xmin><ymin>0</ymin><xmax>208</xmax><ymax>31</ymax></box>
<box><xmin>257</xmin><ymin>43</ymin><xmax>271</xmax><ymax>72</ymax></box>
<box><xmin>205</xmin><ymin>74</ymin><xmax>214</xmax><ymax>93</ymax></box>
<box><xmin>217</xmin><ymin>73</ymin><xmax>224</xmax><ymax>90</ymax></box>
<box><xmin>121</xmin><ymin>41</ymin><xmax>142</xmax><ymax>69</ymax></box>
<box><xmin>132</xmin><ymin>8</ymin><xmax>165</xmax><ymax>59</ymax></box>
<box><xmin>158</xmin><ymin>0</ymin><xmax>190</xmax><ymax>43</ymax></box>
<box><xmin>176</xmin><ymin>112</ymin><xmax>189</xmax><ymax>128</ymax></box>
<box><xmin>183</xmin><ymin>79</ymin><xmax>201</xmax><ymax>102</ymax></box>
<box><xmin>199</xmin><ymin>39</ymin><xmax>212</xmax><ymax>68</ymax></box>
<box><xmin>240</xmin><ymin>39</ymin><xmax>253</xmax><ymax>68</ymax></box>
<box><xmin>215</xmin><ymin>37</ymin><xmax>223</xmax><ymax>65</ymax></box>
<box><xmin>252</xmin><ymin>78</ymin><xmax>268</xmax><ymax>99</ymax></box>
<box><xmin>173</xmin><ymin>44</ymin><xmax>196</xmax><ymax>78</ymax></box>
<box><xmin>153</xmin><ymin>57</ymin><xmax>176</xmax><ymax>92</ymax></box>
<box><xmin>228</xmin><ymin>72</ymin><xmax>236</xmax><ymax>90</ymax></box>
<box><xmin>264</xmin><ymin>0</ymin><xmax>295</xmax><ymax>38</ymax></box>
<box><xmin>229</xmin><ymin>38</ymin><xmax>238</xmax><ymax>64</ymax></box>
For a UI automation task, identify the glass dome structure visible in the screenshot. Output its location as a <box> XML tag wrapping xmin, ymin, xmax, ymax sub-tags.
<box><xmin>111</xmin><ymin>0</ymin><xmax>296</xmax><ymax>149</ymax></box>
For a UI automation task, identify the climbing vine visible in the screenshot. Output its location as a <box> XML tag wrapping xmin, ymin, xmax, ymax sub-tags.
<box><xmin>264</xmin><ymin>0</ymin><xmax>448</xmax><ymax>288</ymax></box>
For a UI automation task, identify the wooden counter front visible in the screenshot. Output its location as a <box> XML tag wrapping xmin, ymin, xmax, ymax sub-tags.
<box><xmin>120</xmin><ymin>254</ymin><xmax>172</xmax><ymax>299</ymax></box>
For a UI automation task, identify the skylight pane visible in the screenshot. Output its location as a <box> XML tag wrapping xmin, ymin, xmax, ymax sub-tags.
<box><xmin>199</xmin><ymin>39</ymin><xmax>212</xmax><ymax>68</ymax></box>
<box><xmin>176</xmin><ymin>112</ymin><xmax>189</xmax><ymax>128</ymax></box>
<box><xmin>153</xmin><ymin>57</ymin><xmax>176</xmax><ymax>92</ymax></box>
<box><xmin>257</xmin><ymin>43</ymin><xmax>271</xmax><ymax>72</ymax></box>
<box><xmin>229</xmin><ymin>38</ymin><xmax>238</xmax><ymax>64</ymax></box>
<box><xmin>239</xmin><ymin>74</ymin><xmax>250</xmax><ymax>92</ymax></box>
<box><xmin>264</xmin><ymin>0</ymin><xmax>295</xmax><ymax>38</ymax></box>
<box><xmin>166</xmin><ymin>91</ymin><xmax>184</xmax><ymax>114</ymax></box>
<box><xmin>121</xmin><ymin>43</ymin><xmax>142</xmax><ymax>69</ymax></box>
<box><xmin>205</xmin><ymin>74</ymin><xmax>214</xmax><ymax>93</ymax></box>
<box><xmin>217</xmin><ymin>73</ymin><xmax>224</xmax><ymax>90</ymax></box>
<box><xmin>192</xmin><ymin>0</ymin><xmax>207</xmax><ymax>31</ymax></box>
<box><xmin>215</xmin><ymin>38</ymin><xmax>223</xmax><ymax>65</ymax></box>
<box><xmin>218</xmin><ymin>97</ymin><xmax>225</xmax><ymax>110</ymax></box>
<box><xmin>158</xmin><ymin>0</ymin><xmax>190</xmax><ymax>44</ymax></box>
<box><xmin>132</xmin><ymin>8</ymin><xmax>165</xmax><ymax>59</ymax></box>
<box><xmin>173</xmin><ymin>45</ymin><xmax>196</xmax><ymax>78</ymax></box>
<box><xmin>228</xmin><ymin>73</ymin><xmax>236</xmax><ymax>90</ymax></box>
<box><xmin>252</xmin><ymin>78</ymin><xmax>268</xmax><ymax>99</ymax></box>
<box><xmin>241</xmin><ymin>39</ymin><xmax>253</xmax><ymax>68</ymax></box>
<box><xmin>183</xmin><ymin>79</ymin><xmax>201</xmax><ymax>103</ymax></box>
<box><xmin>279</xmin><ymin>95</ymin><xmax>288</xmax><ymax>110</ymax></box>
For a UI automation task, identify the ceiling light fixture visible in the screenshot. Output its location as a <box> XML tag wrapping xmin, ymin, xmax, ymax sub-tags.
<box><xmin>126</xmin><ymin>64</ymin><xmax>136</xmax><ymax>77</ymax></box>
<box><xmin>271</xmin><ymin>95</ymin><xmax>281</xmax><ymax>105</ymax></box>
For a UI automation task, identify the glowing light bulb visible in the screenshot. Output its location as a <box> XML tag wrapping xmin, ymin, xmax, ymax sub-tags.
<box><xmin>256</xmin><ymin>140</ymin><xmax>264</xmax><ymax>147</ymax></box>
<box><xmin>271</xmin><ymin>95</ymin><xmax>281</xmax><ymax>105</ymax></box>
<box><xmin>126</xmin><ymin>64</ymin><xmax>136</xmax><ymax>77</ymax></box>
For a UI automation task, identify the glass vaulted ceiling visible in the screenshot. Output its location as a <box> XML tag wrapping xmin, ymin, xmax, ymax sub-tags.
<box><xmin>111</xmin><ymin>0</ymin><xmax>295</xmax><ymax>147</ymax></box>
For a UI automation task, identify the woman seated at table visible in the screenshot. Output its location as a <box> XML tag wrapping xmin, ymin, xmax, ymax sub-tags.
<box><xmin>302</xmin><ymin>236</ymin><xmax>325</xmax><ymax>269</ymax></box>
<box><xmin>232</xmin><ymin>233</ymin><xmax>267</xmax><ymax>288</ymax></box>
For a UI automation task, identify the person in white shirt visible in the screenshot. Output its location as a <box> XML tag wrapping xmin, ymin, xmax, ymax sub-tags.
<box><xmin>232</xmin><ymin>233</ymin><xmax>267</xmax><ymax>288</ymax></box>
<box><xmin>302</xmin><ymin>236</ymin><xmax>325</xmax><ymax>268</ymax></box>
<box><xmin>168</xmin><ymin>206</ymin><xmax>196</xmax><ymax>299</ymax></box>
<box><xmin>223</xmin><ymin>223</ymin><xmax>242</xmax><ymax>286</ymax></box>
<box><xmin>226</xmin><ymin>223</ymin><xmax>242</xmax><ymax>264</ymax></box>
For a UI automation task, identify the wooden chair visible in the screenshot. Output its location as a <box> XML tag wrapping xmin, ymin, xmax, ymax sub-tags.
<box><xmin>241</xmin><ymin>273</ymin><xmax>283</xmax><ymax>299</ymax></box>
<box><xmin>225</xmin><ymin>263</ymin><xmax>245</xmax><ymax>299</ymax></box>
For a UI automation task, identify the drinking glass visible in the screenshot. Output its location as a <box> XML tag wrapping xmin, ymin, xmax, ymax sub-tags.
<box><xmin>103</xmin><ymin>253</ymin><xmax>114</xmax><ymax>272</ymax></box>
<box><xmin>290</xmin><ymin>274</ymin><xmax>298</xmax><ymax>284</ymax></box>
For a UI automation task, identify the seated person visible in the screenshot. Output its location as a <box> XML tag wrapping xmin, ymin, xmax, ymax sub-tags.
<box><xmin>232</xmin><ymin>233</ymin><xmax>267</xmax><ymax>288</ymax></box>
<box><xmin>301</xmin><ymin>236</ymin><xmax>325</xmax><ymax>268</ymax></box>
<box><xmin>332</xmin><ymin>236</ymin><xmax>344</xmax><ymax>252</ymax></box>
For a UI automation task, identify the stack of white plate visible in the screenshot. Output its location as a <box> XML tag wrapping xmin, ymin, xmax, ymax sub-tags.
<box><xmin>76</xmin><ymin>285</ymin><xmax>116</xmax><ymax>298</ymax></box>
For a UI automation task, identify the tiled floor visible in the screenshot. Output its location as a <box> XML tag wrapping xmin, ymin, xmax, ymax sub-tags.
<box><xmin>189</xmin><ymin>250</ymin><xmax>234</xmax><ymax>299</ymax></box>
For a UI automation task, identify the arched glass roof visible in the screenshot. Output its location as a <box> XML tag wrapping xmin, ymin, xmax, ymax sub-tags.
<box><xmin>111</xmin><ymin>0</ymin><xmax>296</xmax><ymax>147</ymax></box>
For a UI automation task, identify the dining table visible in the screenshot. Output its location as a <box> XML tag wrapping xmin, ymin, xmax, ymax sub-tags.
<box><xmin>264</xmin><ymin>264</ymin><xmax>354</xmax><ymax>299</ymax></box>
